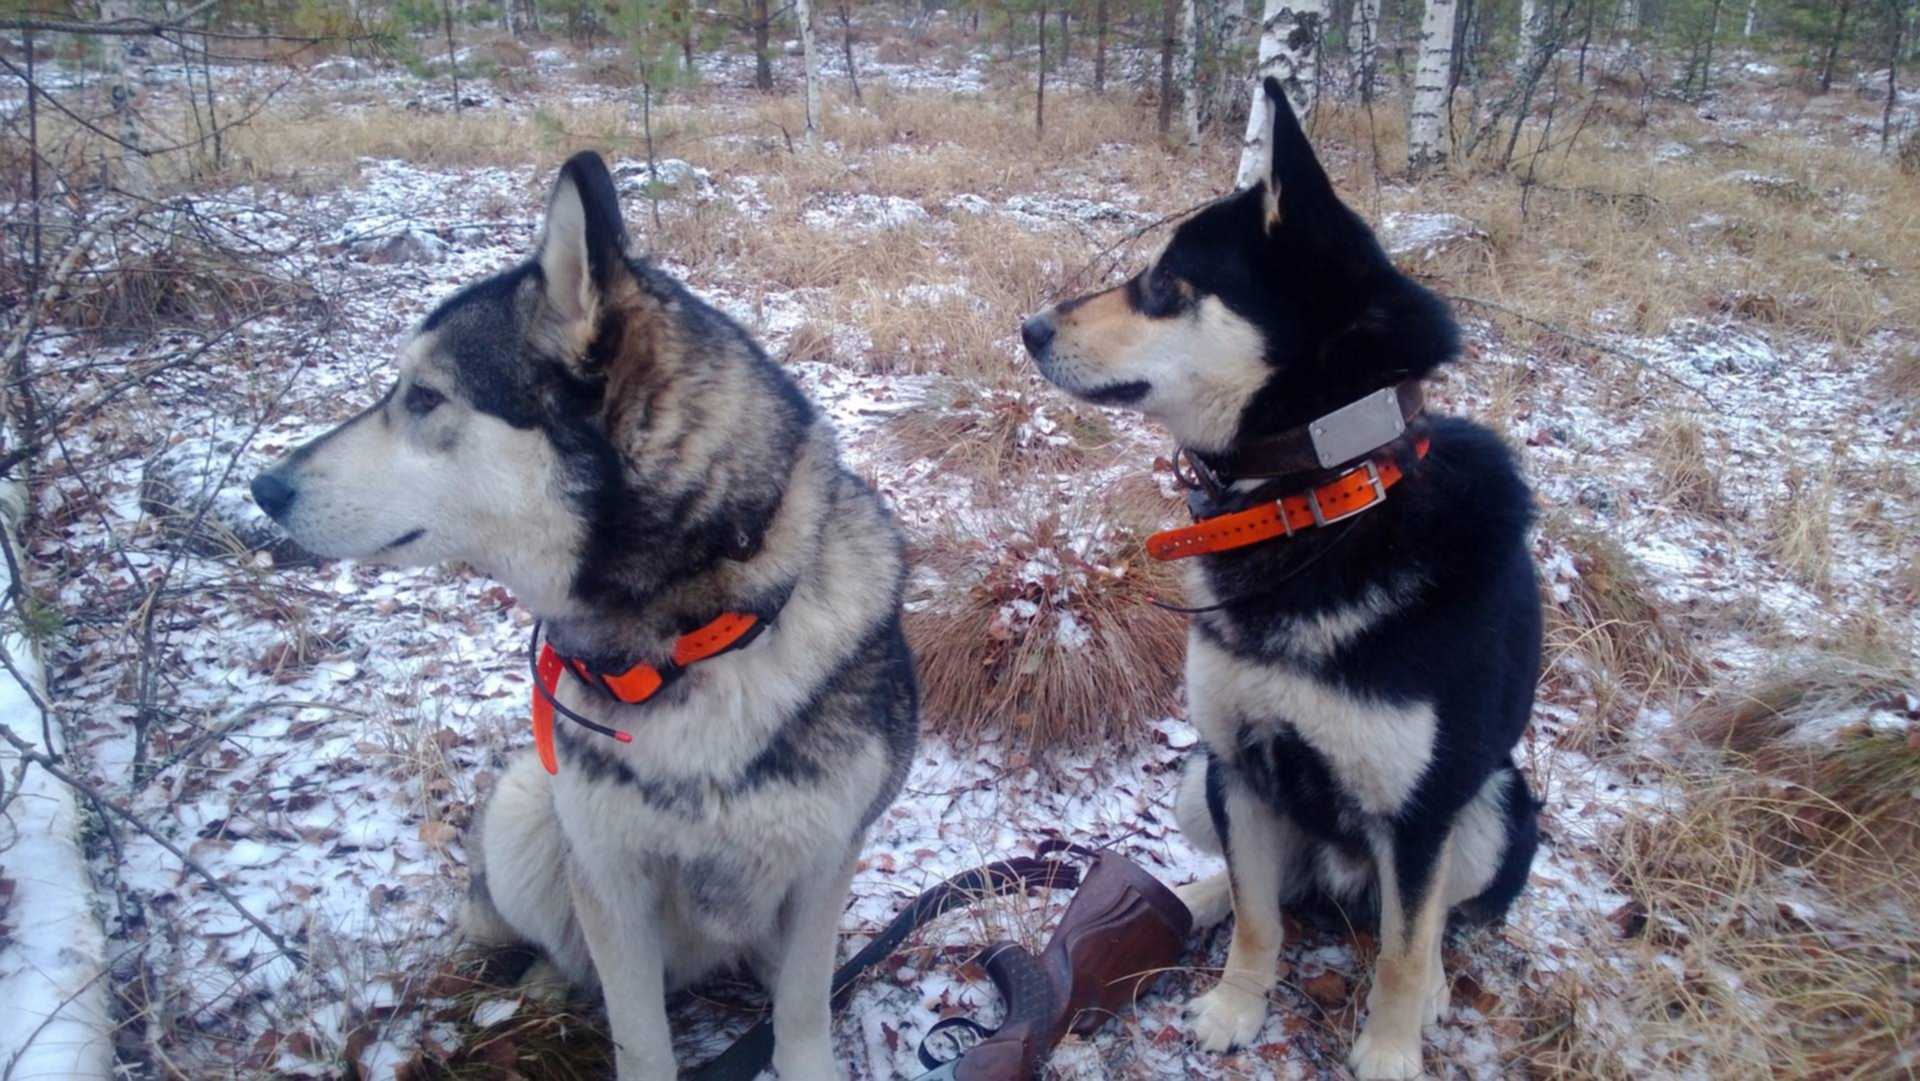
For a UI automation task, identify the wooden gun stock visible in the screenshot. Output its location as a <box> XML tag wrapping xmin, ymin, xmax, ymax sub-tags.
<box><xmin>951</xmin><ymin>854</ymin><xmax>1193</xmax><ymax>1081</ymax></box>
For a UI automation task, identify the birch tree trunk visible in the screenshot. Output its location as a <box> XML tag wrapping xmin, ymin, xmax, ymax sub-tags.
<box><xmin>797</xmin><ymin>0</ymin><xmax>822</xmax><ymax>144</ymax></box>
<box><xmin>1095</xmin><ymin>0</ymin><xmax>1109</xmax><ymax>91</ymax></box>
<box><xmin>1235</xmin><ymin>0</ymin><xmax>1325</xmax><ymax>188</ymax></box>
<box><xmin>1350</xmin><ymin>0</ymin><xmax>1379</xmax><ymax>102</ymax></box>
<box><xmin>101</xmin><ymin>0</ymin><xmax>154</xmax><ymax>197</ymax></box>
<box><xmin>1742</xmin><ymin>0</ymin><xmax>1757</xmax><ymax>39</ymax></box>
<box><xmin>1180</xmin><ymin>0</ymin><xmax>1203</xmax><ymax>149</ymax></box>
<box><xmin>1616</xmin><ymin>0</ymin><xmax>1637</xmax><ymax>37</ymax></box>
<box><xmin>1408</xmin><ymin>0</ymin><xmax>1458</xmax><ymax>175</ymax></box>
<box><xmin>1518</xmin><ymin>0</ymin><xmax>1540</xmax><ymax>73</ymax></box>
<box><xmin>1158</xmin><ymin>0</ymin><xmax>1176</xmax><ymax>134</ymax></box>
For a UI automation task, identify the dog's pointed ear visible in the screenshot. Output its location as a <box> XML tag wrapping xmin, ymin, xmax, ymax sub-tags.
<box><xmin>1261</xmin><ymin>77</ymin><xmax>1335</xmax><ymax>231</ymax></box>
<box><xmin>537</xmin><ymin>151</ymin><xmax>629</xmax><ymax>330</ymax></box>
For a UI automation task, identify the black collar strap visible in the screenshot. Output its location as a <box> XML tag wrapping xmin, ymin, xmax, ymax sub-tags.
<box><xmin>1178</xmin><ymin>380</ymin><xmax>1426</xmax><ymax>502</ymax></box>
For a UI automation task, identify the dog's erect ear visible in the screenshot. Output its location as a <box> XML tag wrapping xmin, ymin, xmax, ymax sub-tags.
<box><xmin>537</xmin><ymin>151</ymin><xmax>629</xmax><ymax>329</ymax></box>
<box><xmin>1261</xmin><ymin>77</ymin><xmax>1336</xmax><ymax>230</ymax></box>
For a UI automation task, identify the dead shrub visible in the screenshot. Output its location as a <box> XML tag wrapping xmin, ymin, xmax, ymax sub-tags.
<box><xmin>907</xmin><ymin>498</ymin><xmax>1185</xmax><ymax>753</ymax></box>
<box><xmin>780</xmin><ymin>321</ymin><xmax>836</xmax><ymax>365</ymax></box>
<box><xmin>60</xmin><ymin>233</ymin><xmax>315</xmax><ymax>344</ymax></box>
<box><xmin>1897</xmin><ymin>131</ymin><xmax>1920</xmax><ymax>177</ymax></box>
<box><xmin>1542</xmin><ymin>522</ymin><xmax>1703</xmax><ymax>751</ymax></box>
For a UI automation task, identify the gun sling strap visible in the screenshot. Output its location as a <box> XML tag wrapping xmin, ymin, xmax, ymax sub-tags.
<box><xmin>685</xmin><ymin>854</ymin><xmax>1085</xmax><ymax>1081</ymax></box>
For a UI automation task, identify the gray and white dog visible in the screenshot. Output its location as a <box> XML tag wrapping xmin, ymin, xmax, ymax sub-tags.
<box><xmin>252</xmin><ymin>152</ymin><xmax>918</xmax><ymax>1080</ymax></box>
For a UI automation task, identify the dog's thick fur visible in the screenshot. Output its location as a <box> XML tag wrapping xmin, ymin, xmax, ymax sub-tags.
<box><xmin>1022</xmin><ymin>82</ymin><xmax>1541</xmax><ymax>1079</ymax></box>
<box><xmin>252</xmin><ymin>153</ymin><xmax>917</xmax><ymax>1080</ymax></box>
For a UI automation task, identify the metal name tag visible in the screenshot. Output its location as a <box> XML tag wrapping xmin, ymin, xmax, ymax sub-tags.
<box><xmin>1309</xmin><ymin>387</ymin><xmax>1405</xmax><ymax>469</ymax></box>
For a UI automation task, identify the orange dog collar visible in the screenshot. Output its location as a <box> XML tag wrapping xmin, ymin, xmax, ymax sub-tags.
<box><xmin>1146</xmin><ymin>438</ymin><xmax>1430</xmax><ymax>561</ymax></box>
<box><xmin>531</xmin><ymin>613</ymin><xmax>764</xmax><ymax>774</ymax></box>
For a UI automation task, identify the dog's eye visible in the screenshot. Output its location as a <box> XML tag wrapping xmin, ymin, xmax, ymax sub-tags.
<box><xmin>1140</xmin><ymin>269</ymin><xmax>1184</xmax><ymax>315</ymax></box>
<box><xmin>404</xmin><ymin>384</ymin><xmax>445</xmax><ymax>417</ymax></box>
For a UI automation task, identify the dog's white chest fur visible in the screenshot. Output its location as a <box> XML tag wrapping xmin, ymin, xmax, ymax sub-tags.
<box><xmin>1187</xmin><ymin>632</ymin><xmax>1437</xmax><ymax>817</ymax></box>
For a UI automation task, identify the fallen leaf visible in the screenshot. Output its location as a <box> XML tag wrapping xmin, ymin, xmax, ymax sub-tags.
<box><xmin>1302</xmin><ymin>969</ymin><xmax>1348</xmax><ymax>1009</ymax></box>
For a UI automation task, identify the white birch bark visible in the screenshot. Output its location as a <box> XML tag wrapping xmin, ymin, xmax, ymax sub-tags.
<box><xmin>1350</xmin><ymin>0</ymin><xmax>1379</xmax><ymax>98</ymax></box>
<box><xmin>1235</xmin><ymin>0</ymin><xmax>1325</xmax><ymax>188</ymax></box>
<box><xmin>797</xmin><ymin>0</ymin><xmax>822</xmax><ymax>146</ymax></box>
<box><xmin>101</xmin><ymin>0</ymin><xmax>154</xmax><ymax>197</ymax></box>
<box><xmin>1407</xmin><ymin>0</ymin><xmax>1458</xmax><ymax>174</ymax></box>
<box><xmin>1742</xmin><ymin>0</ymin><xmax>1757</xmax><ymax>39</ymax></box>
<box><xmin>0</xmin><ymin>480</ymin><xmax>112</xmax><ymax>1081</ymax></box>
<box><xmin>1617</xmin><ymin>0</ymin><xmax>1638</xmax><ymax>36</ymax></box>
<box><xmin>1180</xmin><ymin>0</ymin><xmax>1202</xmax><ymax>149</ymax></box>
<box><xmin>1518</xmin><ymin>0</ymin><xmax>1540</xmax><ymax>72</ymax></box>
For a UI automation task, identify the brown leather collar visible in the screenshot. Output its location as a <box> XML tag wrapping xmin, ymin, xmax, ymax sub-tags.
<box><xmin>1175</xmin><ymin>380</ymin><xmax>1425</xmax><ymax>500</ymax></box>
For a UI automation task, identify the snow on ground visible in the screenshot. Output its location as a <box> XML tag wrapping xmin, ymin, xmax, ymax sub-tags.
<box><xmin>4</xmin><ymin>37</ymin><xmax>1916</xmax><ymax>1081</ymax></box>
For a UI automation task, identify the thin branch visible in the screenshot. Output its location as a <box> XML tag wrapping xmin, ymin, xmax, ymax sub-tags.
<box><xmin>0</xmin><ymin>723</ymin><xmax>307</xmax><ymax>967</ymax></box>
<box><xmin>0</xmin><ymin>0</ymin><xmax>219</xmax><ymax>36</ymax></box>
<box><xmin>1438</xmin><ymin>291</ymin><xmax>1727</xmax><ymax>413</ymax></box>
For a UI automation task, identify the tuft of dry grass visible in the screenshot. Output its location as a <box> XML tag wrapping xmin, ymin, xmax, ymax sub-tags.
<box><xmin>1587</xmin><ymin>754</ymin><xmax>1920</xmax><ymax>1078</ymax></box>
<box><xmin>1766</xmin><ymin>464</ymin><xmax>1836</xmax><ymax>595</ymax></box>
<box><xmin>907</xmin><ymin>498</ymin><xmax>1186</xmax><ymax>752</ymax></box>
<box><xmin>1526</xmin><ymin>652</ymin><xmax>1920</xmax><ymax>1077</ymax></box>
<box><xmin>59</xmin><ymin>236</ymin><xmax>316</xmax><ymax>344</ymax></box>
<box><xmin>885</xmin><ymin>377</ymin><xmax>1098</xmax><ymax>487</ymax></box>
<box><xmin>1542</xmin><ymin>522</ymin><xmax>1704</xmax><ymax>752</ymax></box>
<box><xmin>1648</xmin><ymin>412</ymin><xmax>1724</xmax><ymax>517</ymax></box>
<box><xmin>1877</xmin><ymin>349</ymin><xmax>1920</xmax><ymax>398</ymax></box>
<box><xmin>1689</xmin><ymin>654</ymin><xmax>1920</xmax><ymax>895</ymax></box>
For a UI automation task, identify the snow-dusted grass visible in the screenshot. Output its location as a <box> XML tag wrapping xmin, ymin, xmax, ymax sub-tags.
<box><xmin>4</xmin><ymin>31</ymin><xmax>1917</xmax><ymax>1081</ymax></box>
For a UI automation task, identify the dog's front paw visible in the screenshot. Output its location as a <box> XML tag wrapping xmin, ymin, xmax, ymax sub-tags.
<box><xmin>770</xmin><ymin>1045</ymin><xmax>840</xmax><ymax>1081</ymax></box>
<box><xmin>1348</xmin><ymin>1025</ymin><xmax>1424</xmax><ymax>1080</ymax></box>
<box><xmin>1188</xmin><ymin>984</ymin><xmax>1268</xmax><ymax>1052</ymax></box>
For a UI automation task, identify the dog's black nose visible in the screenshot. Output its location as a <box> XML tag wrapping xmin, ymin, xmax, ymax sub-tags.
<box><xmin>1020</xmin><ymin>314</ymin><xmax>1055</xmax><ymax>358</ymax></box>
<box><xmin>250</xmin><ymin>471</ymin><xmax>296</xmax><ymax>520</ymax></box>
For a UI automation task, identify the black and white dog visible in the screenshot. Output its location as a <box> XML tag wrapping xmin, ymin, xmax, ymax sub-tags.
<box><xmin>1021</xmin><ymin>80</ymin><xmax>1541</xmax><ymax>1079</ymax></box>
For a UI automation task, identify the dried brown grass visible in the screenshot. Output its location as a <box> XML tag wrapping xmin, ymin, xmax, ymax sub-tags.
<box><xmin>1878</xmin><ymin>349</ymin><xmax>1920</xmax><ymax>398</ymax></box>
<box><xmin>1522</xmin><ymin>650</ymin><xmax>1920</xmax><ymax>1078</ymax></box>
<box><xmin>907</xmin><ymin>496</ymin><xmax>1185</xmax><ymax>752</ymax></box>
<box><xmin>1766</xmin><ymin>464</ymin><xmax>1836</xmax><ymax>595</ymax></box>
<box><xmin>1648</xmin><ymin>412</ymin><xmax>1724</xmax><ymax>517</ymax></box>
<box><xmin>1690</xmin><ymin>655</ymin><xmax>1920</xmax><ymax>895</ymax></box>
<box><xmin>1591</xmin><ymin>767</ymin><xmax>1918</xmax><ymax>1078</ymax></box>
<box><xmin>1369</xmin><ymin>103</ymin><xmax>1920</xmax><ymax>350</ymax></box>
<box><xmin>885</xmin><ymin>377</ymin><xmax>1093</xmax><ymax>487</ymax></box>
<box><xmin>1542</xmin><ymin>521</ymin><xmax>1704</xmax><ymax>752</ymax></box>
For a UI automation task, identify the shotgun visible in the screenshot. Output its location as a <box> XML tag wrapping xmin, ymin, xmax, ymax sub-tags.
<box><xmin>911</xmin><ymin>853</ymin><xmax>1193</xmax><ymax>1081</ymax></box>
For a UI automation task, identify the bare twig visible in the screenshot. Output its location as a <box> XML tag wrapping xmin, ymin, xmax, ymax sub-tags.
<box><xmin>0</xmin><ymin>0</ymin><xmax>220</xmax><ymax>36</ymax></box>
<box><xmin>144</xmin><ymin>700</ymin><xmax>368</xmax><ymax>786</ymax></box>
<box><xmin>1438</xmin><ymin>291</ymin><xmax>1727</xmax><ymax>413</ymax></box>
<box><xmin>1051</xmin><ymin>197</ymin><xmax>1217</xmax><ymax>301</ymax></box>
<box><xmin>0</xmin><ymin>723</ymin><xmax>307</xmax><ymax>966</ymax></box>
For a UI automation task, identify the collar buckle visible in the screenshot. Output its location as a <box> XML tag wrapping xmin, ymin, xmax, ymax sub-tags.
<box><xmin>1173</xmin><ymin>447</ymin><xmax>1226</xmax><ymax>499</ymax></box>
<box><xmin>1308</xmin><ymin>460</ymin><xmax>1388</xmax><ymax>527</ymax></box>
